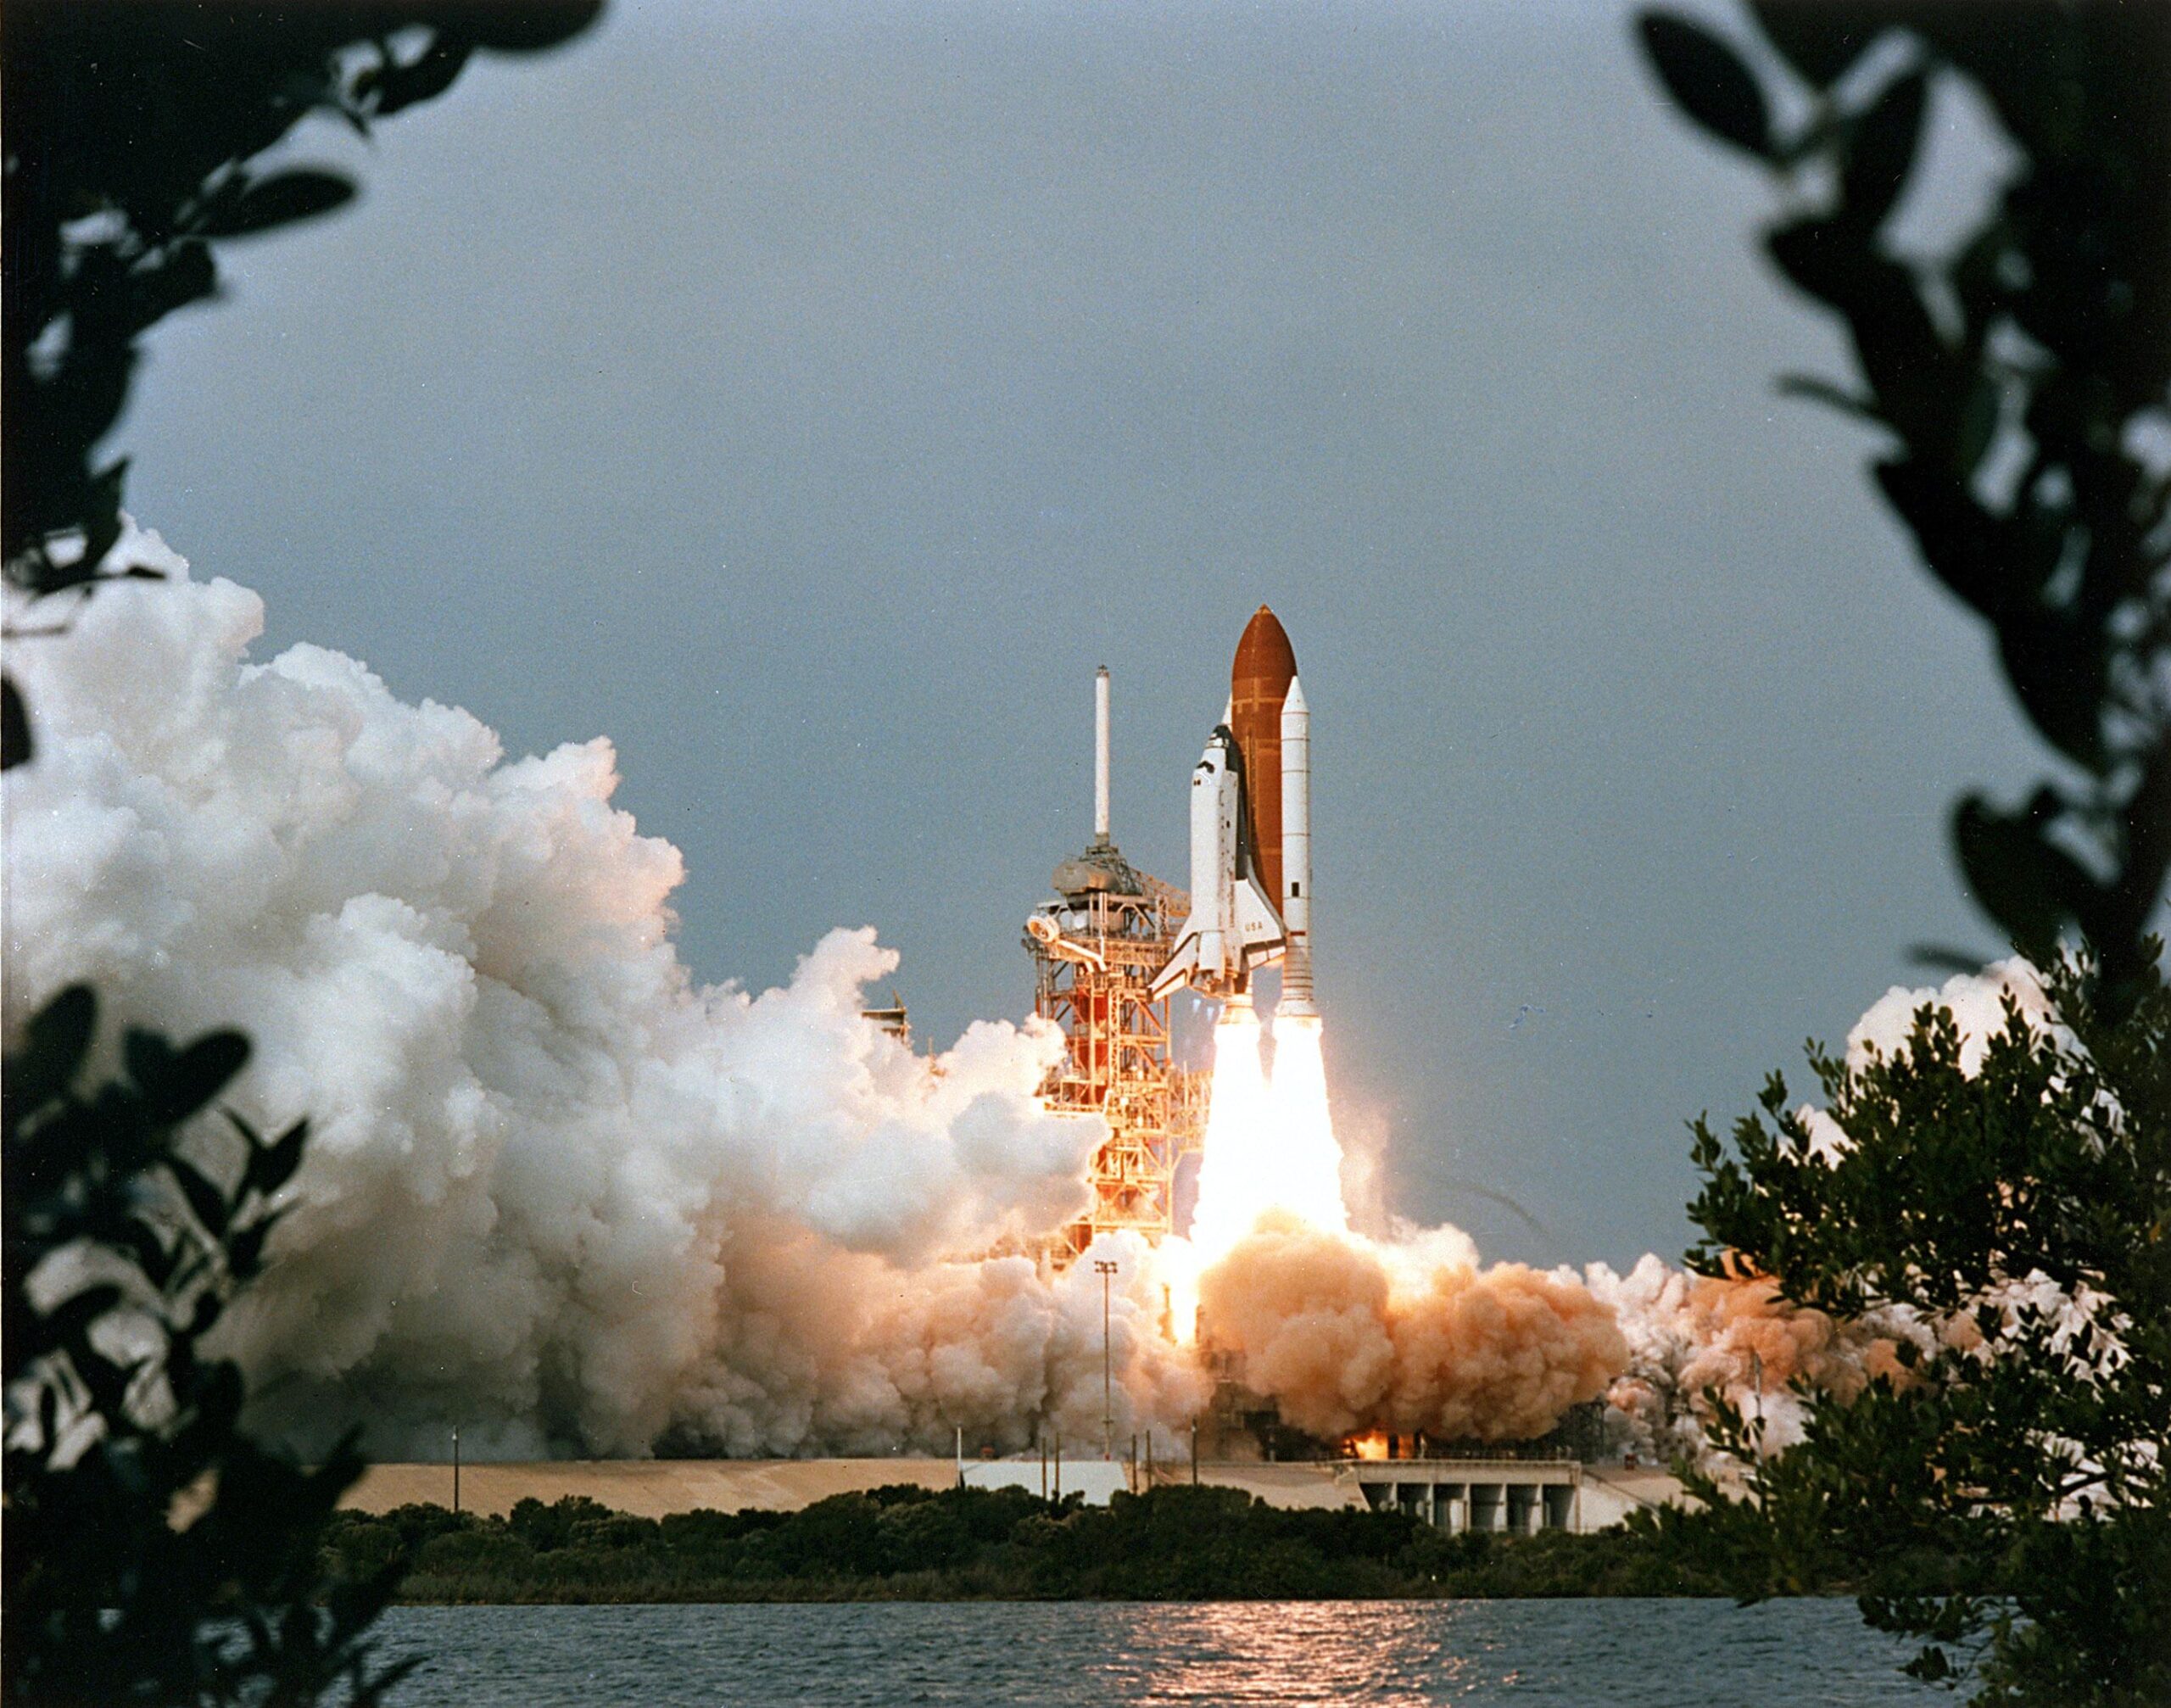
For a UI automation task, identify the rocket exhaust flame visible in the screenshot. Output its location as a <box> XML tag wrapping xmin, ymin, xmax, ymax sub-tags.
<box><xmin>1164</xmin><ymin>609</ymin><xmax>1628</xmax><ymax>1442</ymax></box>
<box><xmin>1190</xmin><ymin>1007</ymin><xmax>1349</xmax><ymax>1274</ymax></box>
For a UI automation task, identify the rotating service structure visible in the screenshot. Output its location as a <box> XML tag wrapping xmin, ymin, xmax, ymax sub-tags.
<box><xmin>1024</xmin><ymin>668</ymin><xmax>1206</xmax><ymax>1265</ymax></box>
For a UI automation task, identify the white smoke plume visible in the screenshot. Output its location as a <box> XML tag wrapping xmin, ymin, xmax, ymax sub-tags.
<box><xmin>1846</xmin><ymin>958</ymin><xmax>2052</xmax><ymax>1073</ymax></box>
<box><xmin>8</xmin><ymin>530</ymin><xmax>2078</xmax><ymax>1473</ymax></box>
<box><xmin>3</xmin><ymin>529</ymin><xmax>1208</xmax><ymax>1458</ymax></box>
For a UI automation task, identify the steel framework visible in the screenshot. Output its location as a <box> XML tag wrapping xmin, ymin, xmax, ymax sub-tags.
<box><xmin>1025</xmin><ymin>855</ymin><xmax>1205</xmax><ymax>1264</ymax></box>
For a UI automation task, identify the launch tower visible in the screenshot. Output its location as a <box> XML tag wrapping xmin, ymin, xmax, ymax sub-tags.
<box><xmin>1025</xmin><ymin>668</ymin><xmax>1206</xmax><ymax>1264</ymax></box>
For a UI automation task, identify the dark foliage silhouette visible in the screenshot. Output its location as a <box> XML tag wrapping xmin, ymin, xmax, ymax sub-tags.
<box><xmin>0</xmin><ymin>0</ymin><xmax>602</xmax><ymax>768</ymax></box>
<box><xmin>1638</xmin><ymin>3</ymin><xmax>2171</xmax><ymax>1013</ymax></box>
<box><xmin>3</xmin><ymin>988</ymin><xmax>412</xmax><ymax>1705</ymax></box>
<box><xmin>3</xmin><ymin>8</ymin><xmax>601</xmax><ymax>1701</ymax></box>
<box><xmin>1644</xmin><ymin>947</ymin><xmax>2171</xmax><ymax>1704</ymax></box>
<box><xmin>321</xmin><ymin>1482</ymin><xmax>1755</xmax><ymax>1602</ymax></box>
<box><xmin>1638</xmin><ymin>14</ymin><xmax>2171</xmax><ymax>1694</ymax></box>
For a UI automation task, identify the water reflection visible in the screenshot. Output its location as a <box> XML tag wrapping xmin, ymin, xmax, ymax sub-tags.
<box><xmin>1115</xmin><ymin>1602</ymin><xmax>1487</xmax><ymax>1705</ymax></box>
<box><xmin>371</xmin><ymin>1598</ymin><xmax>1934</xmax><ymax>1708</ymax></box>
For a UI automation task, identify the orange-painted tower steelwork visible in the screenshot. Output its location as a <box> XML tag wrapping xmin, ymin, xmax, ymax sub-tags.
<box><xmin>1025</xmin><ymin>668</ymin><xmax>1205</xmax><ymax>1264</ymax></box>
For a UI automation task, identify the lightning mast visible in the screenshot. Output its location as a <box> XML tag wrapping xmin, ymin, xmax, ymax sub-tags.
<box><xmin>1025</xmin><ymin>668</ymin><xmax>1206</xmax><ymax>1265</ymax></box>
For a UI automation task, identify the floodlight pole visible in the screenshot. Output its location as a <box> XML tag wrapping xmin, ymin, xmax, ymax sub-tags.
<box><xmin>451</xmin><ymin>1426</ymin><xmax>460</xmax><ymax>1516</ymax></box>
<box><xmin>1094</xmin><ymin>1259</ymin><xmax>1118</xmax><ymax>1460</ymax></box>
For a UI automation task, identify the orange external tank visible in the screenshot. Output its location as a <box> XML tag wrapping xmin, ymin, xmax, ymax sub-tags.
<box><xmin>1230</xmin><ymin>605</ymin><xmax>1297</xmax><ymax>908</ymax></box>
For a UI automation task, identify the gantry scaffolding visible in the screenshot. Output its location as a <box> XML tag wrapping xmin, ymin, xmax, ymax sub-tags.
<box><xmin>1026</xmin><ymin>840</ymin><xmax>1207</xmax><ymax>1265</ymax></box>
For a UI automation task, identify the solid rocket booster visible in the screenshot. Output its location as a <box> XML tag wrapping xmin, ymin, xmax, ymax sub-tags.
<box><xmin>1279</xmin><ymin>673</ymin><xmax>1315</xmax><ymax>1018</ymax></box>
<box><xmin>1152</xmin><ymin>606</ymin><xmax>1314</xmax><ymax>1005</ymax></box>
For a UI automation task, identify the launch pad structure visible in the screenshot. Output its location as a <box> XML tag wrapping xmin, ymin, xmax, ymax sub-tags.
<box><xmin>1026</xmin><ymin>668</ymin><xmax>1206</xmax><ymax>1265</ymax></box>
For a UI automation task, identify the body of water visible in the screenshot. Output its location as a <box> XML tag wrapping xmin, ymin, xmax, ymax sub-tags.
<box><xmin>371</xmin><ymin>1599</ymin><xmax>1934</xmax><ymax>1706</ymax></box>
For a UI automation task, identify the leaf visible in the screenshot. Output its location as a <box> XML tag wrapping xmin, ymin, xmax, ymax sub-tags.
<box><xmin>124</xmin><ymin>238</ymin><xmax>217</xmax><ymax>332</ymax></box>
<box><xmin>1952</xmin><ymin>791</ymin><xmax>2099</xmax><ymax>963</ymax></box>
<box><xmin>372</xmin><ymin>38</ymin><xmax>472</xmax><ymax>116</ymax></box>
<box><xmin>167</xmin><ymin>1157</ymin><xmax>233</xmax><ymax>1240</ymax></box>
<box><xmin>148</xmin><ymin>1030</ymin><xmax>251</xmax><ymax>1125</ymax></box>
<box><xmin>1638</xmin><ymin>13</ymin><xmax>1775</xmax><ymax>159</ymax></box>
<box><xmin>125</xmin><ymin>1027</ymin><xmax>176</xmax><ymax>1095</ymax></box>
<box><xmin>1950</xmin><ymin>374</ymin><xmax>2001</xmax><ymax>479</ymax></box>
<box><xmin>1750</xmin><ymin>3</ymin><xmax>1881</xmax><ymax>87</ymax></box>
<box><xmin>248</xmin><ymin>1119</ymin><xmax>310</xmax><ymax>1197</ymax></box>
<box><xmin>461</xmin><ymin>3</ymin><xmax>605</xmax><ymax>52</ymax></box>
<box><xmin>195</xmin><ymin>170</ymin><xmax>356</xmax><ymax>239</ymax></box>
<box><xmin>1766</xmin><ymin>215</ymin><xmax>1867</xmax><ymax>309</ymax></box>
<box><xmin>74</xmin><ymin>1343</ymin><xmax>138</xmax><ymax>1421</ymax></box>
<box><xmin>2</xmin><ymin>675</ymin><xmax>31</xmax><ymax>770</ymax></box>
<box><xmin>1907</xmin><ymin>943</ymin><xmax>1998</xmax><ymax>975</ymax></box>
<box><xmin>226</xmin><ymin>1220</ymin><xmax>271</xmax><ymax>1281</ymax></box>
<box><xmin>1904</xmin><ymin>1644</ymin><xmax>1955</xmax><ymax>1683</ymax></box>
<box><xmin>6</xmin><ymin>985</ymin><xmax>97</xmax><ymax>1111</ymax></box>
<box><xmin>1995</xmin><ymin>617</ymin><xmax>2109</xmax><ymax>771</ymax></box>
<box><xmin>1841</xmin><ymin>70</ymin><xmax>1928</xmax><ymax>235</ymax></box>
<box><xmin>1775</xmin><ymin>372</ymin><xmax>1884</xmax><ymax>425</ymax></box>
<box><xmin>1873</xmin><ymin>456</ymin><xmax>2016</xmax><ymax>623</ymax></box>
<box><xmin>118</xmin><ymin>1216</ymin><xmax>179</xmax><ymax>1290</ymax></box>
<box><xmin>79</xmin><ymin>463</ymin><xmax>127</xmax><ymax>574</ymax></box>
<box><xmin>39</xmin><ymin>1283</ymin><xmax>126</xmax><ymax>1357</ymax></box>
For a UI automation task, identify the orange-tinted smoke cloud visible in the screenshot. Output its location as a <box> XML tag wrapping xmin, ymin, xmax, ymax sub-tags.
<box><xmin>1197</xmin><ymin>1213</ymin><xmax>1629</xmax><ymax>1441</ymax></box>
<box><xmin>1675</xmin><ymin>1275</ymin><xmax>1848</xmax><ymax>1398</ymax></box>
<box><xmin>1593</xmin><ymin>1261</ymin><xmax>1921</xmax><ymax>1461</ymax></box>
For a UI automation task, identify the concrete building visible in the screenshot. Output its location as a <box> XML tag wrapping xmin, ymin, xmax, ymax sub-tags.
<box><xmin>1348</xmin><ymin>1459</ymin><xmax>1582</xmax><ymax>1534</ymax></box>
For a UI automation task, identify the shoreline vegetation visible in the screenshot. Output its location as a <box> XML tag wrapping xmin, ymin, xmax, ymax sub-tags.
<box><xmin>327</xmin><ymin>1482</ymin><xmax>1858</xmax><ymax>1605</ymax></box>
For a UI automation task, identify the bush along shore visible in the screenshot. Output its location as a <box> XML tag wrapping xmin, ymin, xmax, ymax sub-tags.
<box><xmin>325</xmin><ymin>1482</ymin><xmax>1838</xmax><ymax>1604</ymax></box>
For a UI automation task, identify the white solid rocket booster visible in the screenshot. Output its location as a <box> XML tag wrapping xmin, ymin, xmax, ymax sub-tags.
<box><xmin>1279</xmin><ymin>674</ymin><xmax>1315</xmax><ymax>1018</ymax></box>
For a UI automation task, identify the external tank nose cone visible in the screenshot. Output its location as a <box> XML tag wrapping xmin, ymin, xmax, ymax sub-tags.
<box><xmin>1233</xmin><ymin>605</ymin><xmax>1297</xmax><ymax>695</ymax></box>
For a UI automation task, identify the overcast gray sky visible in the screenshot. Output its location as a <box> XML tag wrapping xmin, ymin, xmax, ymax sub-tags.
<box><xmin>115</xmin><ymin>0</ymin><xmax>2040</xmax><ymax>1269</ymax></box>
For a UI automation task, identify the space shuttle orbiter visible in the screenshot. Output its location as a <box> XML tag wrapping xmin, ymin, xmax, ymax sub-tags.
<box><xmin>1151</xmin><ymin>606</ymin><xmax>1314</xmax><ymax>1013</ymax></box>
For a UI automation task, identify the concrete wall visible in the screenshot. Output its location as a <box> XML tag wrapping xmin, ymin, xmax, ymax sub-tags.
<box><xmin>963</xmin><ymin>1459</ymin><xmax>1130</xmax><ymax>1506</ymax></box>
<box><xmin>1577</xmin><ymin>1465</ymin><xmax>1697</xmax><ymax>1532</ymax></box>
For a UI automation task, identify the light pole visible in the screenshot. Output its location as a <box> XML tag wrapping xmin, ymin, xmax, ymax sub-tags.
<box><xmin>1750</xmin><ymin>1351</ymin><xmax>1765</xmax><ymax>1456</ymax></box>
<box><xmin>451</xmin><ymin>1426</ymin><xmax>460</xmax><ymax>1517</ymax></box>
<box><xmin>1094</xmin><ymin>1258</ymin><xmax>1117</xmax><ymax>1460</ymax></box>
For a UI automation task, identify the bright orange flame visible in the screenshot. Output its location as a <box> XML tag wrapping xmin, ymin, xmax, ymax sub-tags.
<box><xmin>1189</xmin><ymin>1007</ymin><xmax>1349</xmax><ymax>1272</ymax></box>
